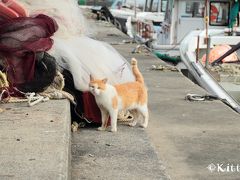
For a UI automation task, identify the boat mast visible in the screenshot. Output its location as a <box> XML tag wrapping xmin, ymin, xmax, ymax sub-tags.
<box><xmin>158</xmin><ymin>0</ymin><xmax>160</xmax><ymax>13</ymax></box>
<box><xmin>134</xmin><ymin>0</ymin><xmax>137</xmax><ymax>18</ymax></box>
<box><xmin>205</xmin><ymin>0</ymin><xmax>209</xmax><ymax>37</ymax></box>
<box><xmin>149</xmin><ymin>0</ymin><xmax>153</xmax><ymax>11</ymax></box>
<box><xmin>144</xmin><ymin>0</ymin><xmax>148</xmax><ymax>11</ymax></box>
<box><xmin>205</xmin><ymin>0</ymin><xmax>210</xmax><ymax>68</ymax></box>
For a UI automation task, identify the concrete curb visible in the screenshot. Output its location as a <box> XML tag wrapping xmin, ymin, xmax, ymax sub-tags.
<box><xmin>0</xmin><ymin>99</ymin><xmax>71</xmax><ymax>180</ymax></box>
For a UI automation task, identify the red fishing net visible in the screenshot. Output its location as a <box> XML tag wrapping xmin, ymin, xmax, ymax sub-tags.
<box><xmin>0</xmin><ymin>14</ymin><xmax>58</xmax><ymax>92</ymax></box>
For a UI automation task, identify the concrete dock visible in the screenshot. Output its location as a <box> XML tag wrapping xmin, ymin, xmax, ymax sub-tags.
<box><xmin>0</xmin><ymin>9</ymin><xmax>240</xmax><ymax>180</ymax></box>
<box><xmin>0</xmin><ymin>100</ymin><xmax>71</xmax><ymax>180</ymax></box>
<box><xmin>77</xmin><ymin>12</ymin><xmax>240</xmax><ymax>180</ymax></box>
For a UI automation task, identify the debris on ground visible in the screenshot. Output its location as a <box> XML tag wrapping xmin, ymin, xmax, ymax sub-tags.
<box><xmin>151</xmin><ymin>64</ymin><xmax>178</xmax><ymax>72</ymax></box>
<box><xmin>110</xmin><ymin>39</ymin><xmax>134</xmax><ymax>45</ymax></box>
<box><xmin>71</xmin><ymin>121</ymin><xmax>79</xmax><ymax>132</ymax></box>
<box><xmin>154</xmin><ymin>52</ymin><xmax>181</xmax><ymax>65</ymax></box>
<box><xmin>78</xmin><ymin>121</ymin><xmax>86</xmax><ymax>128</ymax></box>
<box><xmin>185</xmin><ymin>93</ymin><xmax>220</xmax><ymax>101</ymax></box>
<box><xmin>131</xmin><ymin>44</ymin><xmax>151</xmax><ymax>55</ymax></box>
<box><xmin>209</xmin><ymin>63</ymin><xmax>240</xmax><ymax>84</ymax></box>
<box><xmin>0</xmin><ymin>108</ymin><xmax>4</xmax><ymax>113</ymax></box>
<box><xmin>97</xmin><ymin>21</ymin><xmax>113</xmax><ymax>27</ymax></box>
<box><xmin>107</xmin><ymin>33</ymin><xmax>119</xmax><ymax>37</ymax></box>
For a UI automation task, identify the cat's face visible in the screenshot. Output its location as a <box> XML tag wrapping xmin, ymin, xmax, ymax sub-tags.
<box><xmin>89</xmin><ymin>75</ymin><xmax>107</xmax><ymax>96</ymax></box>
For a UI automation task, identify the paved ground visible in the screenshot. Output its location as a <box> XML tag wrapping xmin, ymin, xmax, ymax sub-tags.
<box><xmin>1</xmin><ymin>8</ymin><xmax>239</xmax><ymax>180</ymax></box>
<box><xmin>130</xmin><ymin>51</ymin><xmax>240</xmax><ymax>180</ymax></box>
<box><xmin>71</xmin><ymin>10</ymin><xmax>170</xmax><ymax>180</ymax></box>
<box><xmin>82</xmin><ymin>10</ymin><xmax>240</xmax><ymax>180</ymax></box>
<box><xmin>72</xmin><ymin>126</ymin><xmax>168</xmax><ymax>180</ymax></box>
<box><xmin>0</xmin><ymin>100</ymin><xmax>71</xmax><ymax>180</ymax></box>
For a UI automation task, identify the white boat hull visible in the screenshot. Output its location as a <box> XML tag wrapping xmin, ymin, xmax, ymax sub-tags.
<box><xmin>180</xmin><ymin>30</ymin><xmax>240</xmax><ymax>113</ymax></box>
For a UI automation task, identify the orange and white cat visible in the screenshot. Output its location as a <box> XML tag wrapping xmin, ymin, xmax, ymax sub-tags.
<box><xmin>89</xmin><ymin>58</ymin><xmax>148</xmax><ymax>132</ymax></box>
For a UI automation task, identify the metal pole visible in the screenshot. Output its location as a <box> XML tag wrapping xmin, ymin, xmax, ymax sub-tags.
<box><xmin>204</xmin><ymin>0</ymin><xmax>210</xmax><ymax>68</ymax></box>
<box><xmin>144</xmin><ymin>0</ymin><xmax>148</xmax><ymax>11</ymax></box>
<box><xmin>196</xmin><ymin>36</ymin><xmax>200</xmax><ymax>63</ymax></box>
<box><xmin>205</xmin><ymin>0</ymin><xmax>209</xmax><ymax>38</ymax></box>
<box><xmin>205</xmin><ymin>36</ymin><xmax>211</xmax><ymax>68</ymax></box>
<box><xmin>134</xmin><ymin>0</ymin><xmax>137</xmax><ymax>18</ymax></box>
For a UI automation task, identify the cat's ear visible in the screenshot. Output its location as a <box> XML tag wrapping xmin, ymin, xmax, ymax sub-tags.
<box><xmin>102</xmin><ymin>78</ymin><xmax>107</xmax><ymax>84</ymax></box>
<box><xmin>90</xmin><ymin>74</ymin><xmax>94</xmax><ymax>81</ymax></box>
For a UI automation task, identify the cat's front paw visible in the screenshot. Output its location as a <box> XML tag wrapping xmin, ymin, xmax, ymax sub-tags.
<box><xmin>131</xmin><ymin>58</ymin><xmax>137</xmax><ymax>65</ymax></box>
<box><xmin>98</xmin><ymin>126</ymin><xmax>106</xmax><ymax>131</ymax></box>
<box><xmin>139</xmin><ymin>123</ymin><xmax>148</xmax><ymax>128</ymax></box>
<box><xmin>110</xmin><ymin>127</ymin><xmax>117</xmax><ymax>132</ymax></box>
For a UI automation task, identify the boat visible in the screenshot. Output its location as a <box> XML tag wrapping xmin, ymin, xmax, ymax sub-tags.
<box><xmin>151</xmin><ymin>0</ymin><xmax>238</xmax><ymax>49</ymax></box>
<box><xmin>90</xmin><ymin>0</ymin><xmax>166</xmax><ymax>36</ymax></box>
<box><xmin>179</xmin><ymin>0</ymin><xmax>240</xmax><ymax>113</ymax></box>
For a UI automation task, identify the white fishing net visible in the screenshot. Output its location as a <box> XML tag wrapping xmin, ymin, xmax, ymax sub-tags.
<box><xmin>19</xmin><ymin>0</ymin><xmax>134</xmax><ymax>91</ymax></box>
<box><xmin>52</xmin><ymin>36</ymin><xmax>134</xmax><ymax>91</ymax></box>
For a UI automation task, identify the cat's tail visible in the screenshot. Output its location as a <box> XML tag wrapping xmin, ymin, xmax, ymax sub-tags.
<box><xmin>131</xmin><ymin>58</ymin><xmax>144</xmax><ymax>84</ymax></box>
